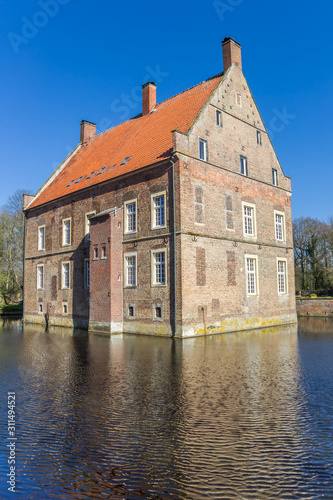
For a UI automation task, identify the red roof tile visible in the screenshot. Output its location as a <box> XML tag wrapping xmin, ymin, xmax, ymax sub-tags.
<box><xmin>28</xmin><ymin>73</ymin><xmax>222</xmax><ymax>209</ymax></box>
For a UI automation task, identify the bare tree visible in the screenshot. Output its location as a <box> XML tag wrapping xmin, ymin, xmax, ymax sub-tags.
<box><xmin>0</xmin><ymin>190</ymin><xmax>27</xmax><ymax>304</ymax></box>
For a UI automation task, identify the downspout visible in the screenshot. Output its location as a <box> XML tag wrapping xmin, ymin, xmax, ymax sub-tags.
<box><xmin>170</xmin><ymin>155</ymin><xmax>177</xmax><ymax>338</ymax></box>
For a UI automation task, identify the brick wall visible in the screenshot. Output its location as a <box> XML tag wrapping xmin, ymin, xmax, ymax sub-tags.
<box><xmin>296</xmin><ymin>298</ymin><xmax>333</xmax><ymax>317</ymax></box>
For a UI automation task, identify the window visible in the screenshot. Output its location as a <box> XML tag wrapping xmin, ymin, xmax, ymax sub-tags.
<box><xmin>153</xmin><ymin>304</ymin><xmax>163</xmax><ymax>320</ymax></box>
<box><xmin>37</xmin><ymin>264</ymin><xmax>44</xmax><ymax>290</ymax></box>
<box><xmin>152</xmin><ymin>250</ymin><xmax>166</xmax><ymax>286</ymax></box>
<box><xmin>75</xmin><ymin>176</ymin><xmax>84</xmax><ymax>184</ymax></box>
<box><xmin>272</xmin><ymin>168</ymin><xmax>278</xmax><ymax>187</ymax></box>
<box><xmin>236</xmin><ymin>93</ymin><xmax>242</xmax><ymax>106</ymax></box>
<box><xmin>93</xmin><ymin>247</ymin><xmax>98</xmax><ymax>260</ymax></box>
<box><xmin>124</xmin><ymin>200</ymin><xmax>137</xmax><ymax>233</ymax></box>
<box><xmin>194</xmin><ymin>186</ymin><xmax>204</xmax><ymax>224</ymax></box>
<box><xmin>240</xmin><ymin>156</ymin><xmax>248</xmax><ymax>176</ymax></box>
<box><xmin>224</xmin><ymin>194</ymin><xmax>234</xmax><ymax>230</ymax></box>
<box><xmin>128</xmin><ymin>305</ymin><xmax>134</xmax><ymax>317</ymax></box>
<box><xmin>243</xmin><ymin>203</ymin><xmax>256</xmax><ymax>237</ymax></box>
<box><xmin>85</xmin><ymin>211</ymin><xmax>96</xmax><ymax>241</ymax></box>
<box><xmin>67</xmin><ymin>180</ymin><xmax>75</xmax><ymax>188</ymax></box>
<box><xmin>277</xmin><ymin>259</ymin><xmax>287</xmax><ymax>294</ymax></box>
<box><xmin>246</xmin><ymin>256</ymin><xmax>258</xmax><ymax>296</ymax></box>
<box><xmin>62</xmin><ymin>218</ymin><xmax>71</xmax><ymax>246</ymax></box>
<box><xmin>275</xmin><ymin>212</ymin><xmax>285</xmax><ymax>241</ymax></box>
<box><xmin>199</xmin><ymin>138</ymin><xmax>208</xmax><ymax>161</ymax></box>
<box><xmin>125</xmin><ymin>254</ymin><xmax>137</xmax><ymax>287</ymax></box>
<box><xmin>38</xmin><ymin>226</ymin><xmax>45</xmax><ymax>251</ymax></box>
<box><xmin>87</xmin><ymin>171</ymin><xmax>95</xmax><ymax>180</ymax></box>
<box><xmin>102</xmin><ymin>246</ymin><xmax>106</xmax><ymax>259</ymax></box>
<box><xmin>216</xmin><ymin>110</ymin><xmax>223</xmax><ymax>127</ymax></box>
<box><xmin>84</xmin><ymin>259</ymin><xmax>90</xmax><ymax>288</ymax></box>
<box><xmin>38</xmin><ymin>302</ymin><xmax>43</xmax><ymax>314</ymax></box>
<box><xmin>257</xmin><ymin>130</ymin><xmax>262</xmax><ymax>146</ymax></box>
<box><xmin>152</xmin><ymin>193</ymin><xmax>166</xmax><ymax>228</ymax></box>
<box><xmin>63</xmin><ymin>303</ymin><xmax>68</xmax><ymax>314</ymax></box>
<box><xmin>120</xmin><ymin>156</ymin><xmax>131</xmax><ymax>166</ymax></box>
<box><xmin>62</xmin><ymin>262</ymin><xmax>70</xmax><ymax>289</ymax></box>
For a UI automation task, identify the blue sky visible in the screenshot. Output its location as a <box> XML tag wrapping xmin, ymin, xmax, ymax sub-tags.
<box><xmin>0</xmin><ymin>0</ymin><xmax>332</xmax><ymax>219</ymax></box>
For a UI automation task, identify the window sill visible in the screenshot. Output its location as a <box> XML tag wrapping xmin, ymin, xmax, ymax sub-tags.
<box><xmin>124</xmin><ymin>285</ymin><xmax>137</xmax><ymax>289</ymax></box>
<box><xmin>151</xmin><ymin>283</ymin><xmax>167</xmax><ymax>288</ymax></box>
<box><xmin>37</xmin><ymin>288</ymin><xmax>44</xmax><ymax>291</ymax></box>
<box><xmin>93</xmin><ymin>258</ymin><xmax>98</xmax><ymax>261</ymax></box>
<box><xmin>151</xmin><ymin>225</ymin><xmax>167</xmax><ymax>230</ymax></box>
<box><xmin>61</xmin><ymin>287</ymin><xmax>70</xmax><ymax>291</ymax></box>
<box><xmin>101</xmin><ymin>257</ymin><xmax>107</xmax><ymax>260</ymax></box>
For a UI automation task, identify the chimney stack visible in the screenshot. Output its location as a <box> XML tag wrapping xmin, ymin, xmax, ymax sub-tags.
<box><xmin>222</xmin><ymin>37</ymin><xmax>242</xmax><ymax>72</ymax></box>
<box><xmin>142</xmin><ymin>82</ymin><xmax>157</xmax><ymax>116</ymax></box>
<box><xmin>80</xmin><ymin>120</ymin><xmax>96</xmax><ymax>143</ymax></box>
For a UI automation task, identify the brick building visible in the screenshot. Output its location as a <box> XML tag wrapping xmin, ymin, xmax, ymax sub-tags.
<box><xmin>23</xmin><ymin>37</ymin><xmax>297</xmax><ymax>337</ymax></box>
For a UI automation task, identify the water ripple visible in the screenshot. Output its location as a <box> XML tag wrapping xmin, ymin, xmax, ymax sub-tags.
<box><xmin>0</xmin><ymin>319</ymin><xmax>333</xmax><ymax>499</ymax></box>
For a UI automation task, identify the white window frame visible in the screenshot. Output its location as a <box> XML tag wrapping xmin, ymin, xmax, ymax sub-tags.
<box><xmin>240</xmin><ymin>156</ymin><xmax>248</xmax><ymax>176</ymax></box>
<box><xmin>242</xmin><ymin>202</ymin><xmax>256</xmax><ymax>238</ymax></box>
<box><xmin>256</xmin><ymin>130</ymin><xmax>262</xmax><ymax>146</ymax></box>
<box><xmin>93</xmin><ymin>247</ymin><xmax>98</xmax><ymax>260</ymax></box>
<box><xmin>245</xmin><ymin>255</ymin><xmax>259</xmax><ymax>297</ymax></box>
<box><xmin>151</xmin><ymin>249</ymin><xmax>167</xmax><ymax>286</ymax></box>
<box><xmin>37</xmin><ymin>264</ymin><xmax>44</xmax><ymax>290</ymax></box>
<box><xmin>274</xmin><ymin>211</ymin><xmax>286</xmax><ymax>242</ymax></box>
<box><xmin>101</xmin><ymin>246</ymin><xmax>107</xmax><ymax>259</ymax></box>
<box><xmin>199</xmin><ymin>138</ymin><xmax>208</xmax><ymax>161</ymax></box>
<box><xmin>151</xmin><ymin>192</ymin><xmax>166</xmax><ymax>229</ymax></box>
<box><xmin>277</xmin><ymin>258</ymin><xmax>288</xmax><ymax>295</ymax></box>
<box><xmin>84</xmin><ymin>259</ymin><xmax>90</xmax><ymax>289</ymax></box>
<box><xmin>272</xmin><ymin>168</ymin><xmax>278</xmax><ymax>187</ymax></box>
<box><xmin>124</xmin><ymin>199</ymin><xmax>137</xmax><ymax>234</ymax></box>
<box><xmin>62</xmin><ymin>261</ymin><xmax>70</xmax><ymax>289</ymax></box>
<box><xmin>216</xmin><ymin>110</ymin><xmax>223</xmax><ymax>127</ymax></box>
<box><xmin>85</xmin><ymin>211</ymin><xmax>96</xmax><ymax>241</ymax></box>
<box><xmin>124</xmin><ymin>252</ymin><xmax>137</xmax><ymax>287</ymax></box>
<box><xmin>62</xmin><ymin>218</ymin><xmax>71</xmax><ymax>246</ymax></box>
<box><xmin>236</xmin><ymin>93</ymin><xmax>242</xmax><ymax>107</ymax></box>
<box><xmin>38</xmin><ymin>225</ymin><xmax>45</xmax><ymax>251</ymax></box>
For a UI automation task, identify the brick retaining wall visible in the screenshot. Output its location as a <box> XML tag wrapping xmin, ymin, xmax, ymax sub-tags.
<box><xmin>296</xmin><ymin>298</ymin><xmax>333</xmax><ymax>317</ymax></box>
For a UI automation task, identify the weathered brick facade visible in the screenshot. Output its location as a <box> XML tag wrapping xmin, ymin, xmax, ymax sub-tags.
<box><xmin>23</xmin><ymin>37</ymin><xmax>297</xmax><ymax>337</ymax></box>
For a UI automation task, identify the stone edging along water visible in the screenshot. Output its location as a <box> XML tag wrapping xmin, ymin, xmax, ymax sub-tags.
<box><xmin>296</xmin><ymin>297</ymin><xmax>333</xmax><ymax>317</ymax></box>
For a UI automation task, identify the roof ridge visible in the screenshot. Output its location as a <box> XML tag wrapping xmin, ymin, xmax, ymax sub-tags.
<box><xmin>94</xmin><ymin>72</ymin><xmax>224</xmax><ymax>139</ymax></box>
<box><xmin>155</xmin><ymin>72</ymin><xmax>223</xmax><ymax>107</ymax></box>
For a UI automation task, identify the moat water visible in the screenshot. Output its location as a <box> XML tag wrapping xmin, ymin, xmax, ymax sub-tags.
<box><xmin>0</xmin><ymin>318</ymin><xmax>333</xmax><ymax>499</ymax></box>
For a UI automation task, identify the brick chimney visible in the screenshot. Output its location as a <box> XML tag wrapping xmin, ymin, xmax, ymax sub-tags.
<box><xmin>222</xmin><ymin>37</ymin><xmax>242</xmax><ymax>72</ymax></box>
<box><xmin>142</xmin><ymin>82</ymin><xmax>157</xmax><ymax>116</ymax></box>
<box><xmin>80</xmin><ymin>120</ymin><xmax>96</xmax><ymax>143</ymax></box>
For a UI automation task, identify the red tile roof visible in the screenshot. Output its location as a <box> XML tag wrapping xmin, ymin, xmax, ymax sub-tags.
<box><xmin>28</xmin><ymin>73</ymin><xmax>223</xmax><ymax>209</ymax></box>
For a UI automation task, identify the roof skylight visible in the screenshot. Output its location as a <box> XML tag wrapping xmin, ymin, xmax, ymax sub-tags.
<box><xmin>75</xmin><ymin>176</ymin><xmax>84</xmax><ymax>184</ymax></box>
<box><xmin>97</xmin><ymin>167</ymin><xmax>106</xmax><ymax>175</ymax></box>
<box><xmin>120</xmin><ymin>156</ymin><xmax>131</xmax><ymax>166</ymax></box>
<box><xmin>87</xmin><ymin>171</ymin><xmax>95</xmax><ymax>179</ymax></box>
<box><xmin>67</xmin><ymin>180</ymin><xmax>75</xmax><ymax>187</ymax></box>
